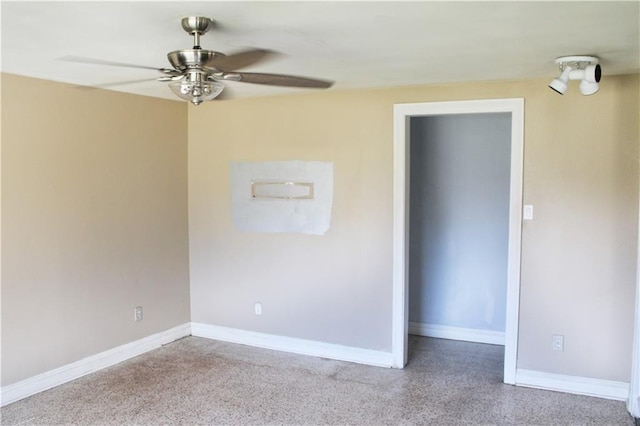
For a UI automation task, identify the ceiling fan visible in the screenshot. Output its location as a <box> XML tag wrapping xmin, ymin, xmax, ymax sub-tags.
<box><xmin>64</xmin><ymin>16</ymin><xmax>334</xmax><ymax>105</ymax></box>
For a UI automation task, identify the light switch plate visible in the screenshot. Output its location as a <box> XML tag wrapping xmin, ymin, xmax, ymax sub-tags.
<box><xmin>552</xmin><ymin>334</ymin><xmax>564</xmax><ymax>351</ymax></box>
<box><xmin>523</xmin><ymin>205</ymin><xmax>534</xmax><ymax>220</ymax></box>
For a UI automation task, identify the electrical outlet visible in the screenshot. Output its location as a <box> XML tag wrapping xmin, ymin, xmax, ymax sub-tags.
<box><xmin>134</xmin><ymin>306</ymin><xmax>143</xmax><ymax>322</ymax></box>
<box><xmin>254</xmin><ymin>302</ymin><xmax>262</xmax><ymax>316</ymax></box>
<box><xmin>552</xmin><ymin>334</ymin><xmax>564</xmax><ymax>351</ymax></box>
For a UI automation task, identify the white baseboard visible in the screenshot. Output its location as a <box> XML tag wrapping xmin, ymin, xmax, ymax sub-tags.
<box><xmin>2</xmin><ymin>322</ymin><xmax>629</xmax><ymax>406</ymax></box>
<box><xmin>1</xmin><ymin>323</ymin><xmax>191</xmax><ymax>407</ymax></box>
<box><xmin>409</xmin><ymin>321</ymin><xmax>505</xmax><ymax>346</ymax></box>
<box><xmin>516</xmin><ymin>369</ymin><xmax>630</xmax><ymax>401</ymax></box>
<box><xmin>191</xmin><ymin>322</ymin><xmax>394</xmax><ymax>368</ymax></box>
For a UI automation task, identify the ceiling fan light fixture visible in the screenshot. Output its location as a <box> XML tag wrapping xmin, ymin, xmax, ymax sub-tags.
<box><xmin>169</xmin><ymin>76</ymin><xmax>224</xmax><ymax>105</ymax></box>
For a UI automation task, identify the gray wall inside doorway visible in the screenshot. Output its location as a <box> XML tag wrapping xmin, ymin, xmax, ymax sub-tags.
<box><xmin>409</xmin><ymin>113</ymin><xmax>511</xmax><ymax>333</ymax></box>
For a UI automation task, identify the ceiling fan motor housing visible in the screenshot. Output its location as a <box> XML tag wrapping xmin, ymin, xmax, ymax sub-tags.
<box><xmin>167</xmin><ymin>49</ymin><xmax>224</xmax><ymax>71</ymax></box>
<box><xmin>169</xmin><ymin>17</ymin><xmax>223</xmax><ymax>71</ymax></box>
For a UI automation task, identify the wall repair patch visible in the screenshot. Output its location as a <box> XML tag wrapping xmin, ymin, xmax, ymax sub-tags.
<box><xmin>230</xmin><ymin>161</ymin><xmax>333</xmax><ymax>235</ymax></box>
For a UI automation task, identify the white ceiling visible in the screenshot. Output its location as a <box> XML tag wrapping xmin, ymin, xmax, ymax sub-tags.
<box><xmin>2</xmin><ymin>1</ymin><xmax>639</xmax><ymax>102</ymax></box>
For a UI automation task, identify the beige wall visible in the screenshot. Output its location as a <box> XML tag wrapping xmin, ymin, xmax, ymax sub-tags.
<box><xmin>518</xmin><ymin>74</ymin><xmax>639</xmax><ymax>381</ymax></box>
<box><xmin>1</xmin><ymin>74</ymin><xmax>190</xmax><ymax>386</ymax></box>
<box><xmin>189</xmin><ymin>74</ymin><xmax>639</xmax><ymax>382</ymax></box>
<box><xmin>2</xmin><ymin>71</ymin><xmax>637</xmax><ymax>388</ymax></box>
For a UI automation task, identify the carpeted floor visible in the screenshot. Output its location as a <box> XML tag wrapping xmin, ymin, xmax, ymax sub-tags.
<box><xmin>1</xmin><ymin>335</ymin><xmax>634</xmax><ymax>425</ymax></box>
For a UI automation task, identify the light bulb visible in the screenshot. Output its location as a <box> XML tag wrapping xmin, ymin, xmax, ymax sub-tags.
<box><xmin>169</xmin><ymin>79</ymin><xmax>224</xmax><ymax>105</ymax></box>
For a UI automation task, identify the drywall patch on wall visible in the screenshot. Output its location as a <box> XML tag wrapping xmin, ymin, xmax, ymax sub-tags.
<box><xmin>230</xmin><ymin>161</ymin><xmax>333</xmax><ymax>235</ymax></box>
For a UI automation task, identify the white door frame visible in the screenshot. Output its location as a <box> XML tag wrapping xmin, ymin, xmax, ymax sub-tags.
<box><xmin>392</xmin><ymin>98</ymin><xmax>525</xmax><ymax>384</ymax></box>
<box><xmin>629</xmin><ymin>196</ymin><xmax>640</xmax><ymax>417</ymax></box>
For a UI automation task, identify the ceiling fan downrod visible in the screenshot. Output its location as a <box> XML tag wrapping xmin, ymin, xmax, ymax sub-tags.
<box><xmin>180</xmin><ymin>16</ymin><xmax>213</xmax><ymax>49</ymax></box>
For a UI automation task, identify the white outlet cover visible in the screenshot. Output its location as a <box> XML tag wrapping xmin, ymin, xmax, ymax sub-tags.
<box><xmin>523</xmin><ymin>205</ymin><xmax>534</xmax><ymax>220</ymax></box>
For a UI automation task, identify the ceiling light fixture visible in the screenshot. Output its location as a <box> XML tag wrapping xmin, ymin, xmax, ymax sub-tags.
<box><xmin>549</xmin><ymin>56</ymin><xmax>601</xmax><ymax>96</ymax></box>
<box><xmin>168</xmin><ymin>70</ymin><xmax>224</xmax><ymax>105</ymax></box>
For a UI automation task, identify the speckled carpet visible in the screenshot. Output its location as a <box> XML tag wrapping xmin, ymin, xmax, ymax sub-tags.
<box><xmin>1</xmin><ymin>335</ymin><xmax>634</xmax><ymax>425</ymax></box>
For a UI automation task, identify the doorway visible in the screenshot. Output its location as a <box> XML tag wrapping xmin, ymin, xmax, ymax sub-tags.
<box><xmin>391</xmin><ymin>99</ymin><xmax>524</xmax><ymax>384</ymax></box>
<box><xmin>408</xmin><ymin>112</ymin><xmax>511</xmax><ymax>347</ymax></box>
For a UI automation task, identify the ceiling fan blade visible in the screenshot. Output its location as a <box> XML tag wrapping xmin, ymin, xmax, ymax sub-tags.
<box><xmin>76</xmin><ymin>77</ymin><xmax>166</xmax><ymax>90</ymax></box>
<box><xmin>224</xmin><ymin>72</ymin><xmax>334</xmax><ymax>88</ymax></box>
<box><xmin>205</xmin><ymin>48</ymin><xmax>280</xmax><ymax>71</ymax></box>
<box><xmin>59</xmin><ymin>56</ymin><xmax>181</xmax><ymax>76</ymax></box>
